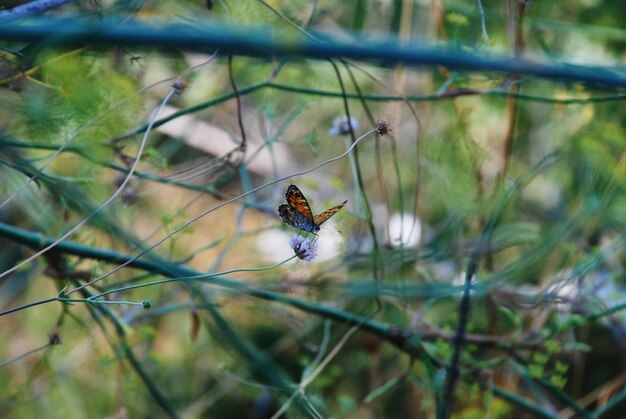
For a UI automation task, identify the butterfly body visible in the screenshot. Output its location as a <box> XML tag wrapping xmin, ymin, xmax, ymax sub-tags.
<box><xmin>278</xmin><ymin>185</ymin><xmax>347</xmax><ymax>233</ymax></box>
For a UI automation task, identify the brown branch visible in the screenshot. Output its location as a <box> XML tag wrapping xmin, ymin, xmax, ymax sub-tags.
<box><xmin>228</xmin><ymin>54</ymin><xmax>247</xmax><ymax>153</ymax></box>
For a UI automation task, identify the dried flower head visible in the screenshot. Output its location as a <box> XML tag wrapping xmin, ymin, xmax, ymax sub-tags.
<box><xmin>289</xmin><ymin>235</ymin><xmax>318</xmax><ymax>262</ymax></box>
<box><xmin>48</xmin><ymin>330</ymin><xmax>62</xmax><ymax>346</ymax></box>
<box><xmin>113</xmin><ymin>173</ymin><xmax>127</xmax><ymax>188</ymax></box>
<box><xmin>329</xmin><ymin>116</ymin><xmax>360</xmax><ymax>136</ymax></box>
<box><xmin>375</xmin><ymin>119</ymin><xmax>392</xmax><ymax>137</ymax></box>
<box><xmin>120</xmin><ymin>187</ymin><xmax>138</xmax><ymax>206</ymax></box>
<box><xmin>172</xmin><ymin>79</ymin><xmax>190</xmax><ymax>95</ymax></box>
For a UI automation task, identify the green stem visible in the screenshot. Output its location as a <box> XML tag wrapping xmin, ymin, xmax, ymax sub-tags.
<box><xmin>0</xmin><ymin>221</ymin><xmax>399</xmax><ymax>349</ymax></box>
<box><xmin>1</xmin><ymin>16</ymin><xmax>624</xmax><ymax>87</ymax></box>
<box><xmin>88</xmin><ymin>256</ymin><xmax>297</xmax><ymax>301</ymax></box>
<box><xmin>486</xmin><ymin>383</ymin><xmax>556</xmax><ymax>419</ymax></box>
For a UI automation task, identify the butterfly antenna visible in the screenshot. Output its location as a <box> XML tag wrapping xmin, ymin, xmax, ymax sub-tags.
<box><xmin>320</xmin><ymin>226</ymin><xmax>343</xmax><ymax>234</ymax></box>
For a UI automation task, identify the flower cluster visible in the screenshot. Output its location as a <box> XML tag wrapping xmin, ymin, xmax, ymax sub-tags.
<box><xmin>289</xmin><ymin>235</ymin><xmax>318</xmax><ymax>262</ymax></box>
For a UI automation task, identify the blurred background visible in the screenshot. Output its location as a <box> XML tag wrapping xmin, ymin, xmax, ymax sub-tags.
<box><xmin>0</xmin><ymin>0</ymin><xmax>625</xmax><ymax>417</ymax></box>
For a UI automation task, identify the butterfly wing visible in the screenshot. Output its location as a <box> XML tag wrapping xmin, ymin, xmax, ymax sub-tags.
<box><xmin>278</xmin><ymin>204</ymin><xmax>297</xmax><ymax>228</ymax></box>
<box><xmin>313</xmin><ymin>200</ymin><xmax>348</xmax><ymax>227</ymax></box>
<box><xmin>279</xmin><ymin>185</ymin><xmax>347</xmax><ymax>233</ymax></box>
<box><xmin>285</xmin><ymin>185</ymin><xmax>314</xmax><ymax>222</ymax></box>
<box><xmin>279</xmin><ymin>185</ymin><xmax>317</xmax><ymax>232</ymax></box>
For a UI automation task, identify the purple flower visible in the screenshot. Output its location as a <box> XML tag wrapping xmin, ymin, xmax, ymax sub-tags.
<box><xmin>289</xmin><ymin>235</ymin><xmax>318</xmax><ymax>261</ymax></box>
<box><xmin>329</xmin><ymin>116</ymin><xmax>360</xmax><ymax>136</ymax></box>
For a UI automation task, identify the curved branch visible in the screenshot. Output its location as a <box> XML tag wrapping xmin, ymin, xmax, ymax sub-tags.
<box><xmin>0</xmin><ymin>16</ymin><xmax>625</xmax><ymax>87</ymax></box>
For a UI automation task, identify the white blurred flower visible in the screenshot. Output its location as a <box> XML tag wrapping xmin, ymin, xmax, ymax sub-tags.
<box><xmin>329</xmin><ymin>116</ymin><xmax>359</xmax><ymax>136</ymax></box>
<box><xmin>554</xmin><ymin>281</ymin><xmax>578</xmax><ymax>308</ymax></box>
<box><xmin>545</xmin><ymin>273</ymin><xmax>580</xmax><ymax>312</ymax></box>
<box><xmin>387</xmin><ymin>212</ymin><xmax>421</xmax><ymax>248</ymax></box>
<box><xmin>523</xmin><ymin>176</ymin><xmax>561</xmax><ymax>210</ymax></box>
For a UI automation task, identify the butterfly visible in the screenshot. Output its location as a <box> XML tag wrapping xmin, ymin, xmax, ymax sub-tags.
<box><xmin>278</xmin><ymin>185</ymin><xmax>347</xmax><ymax>234</ymax></box>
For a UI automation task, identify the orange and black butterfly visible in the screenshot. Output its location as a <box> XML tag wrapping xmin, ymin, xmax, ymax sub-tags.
<box><xmin>278</xmin><ymin>185</ymin><xmax>347</xmax><ymax>234</ymax></box>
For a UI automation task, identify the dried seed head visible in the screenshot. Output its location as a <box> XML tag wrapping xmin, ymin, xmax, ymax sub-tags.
<box><xmin>120</xmin><ymin>187</ymin><xmax>138</xmax><ymax>206</ymax></box>
<box><xmin>172</xmin><ymin>79</ymin><xmax>190</xmax><ymax>95</ymax></box>
<box><xmin>48</xmin><ymin>331</ymin><xmax>62</xmax><ymax>346</ymax></box>
<box><xmin>375</xmin><ymin>119</ymin><xmax>392</xmax><ymax>137</ymax></box>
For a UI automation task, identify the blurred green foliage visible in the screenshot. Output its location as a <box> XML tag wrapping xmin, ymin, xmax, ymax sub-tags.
<box><xmin>0</xmin><ymin>0</ymin><xmax>625</xmax><ymax>418</ymax></box>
